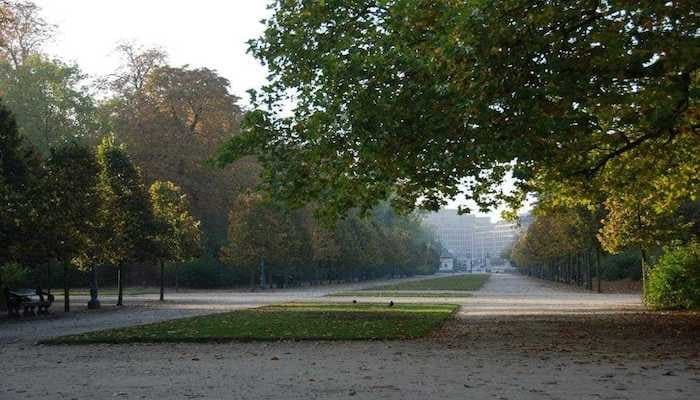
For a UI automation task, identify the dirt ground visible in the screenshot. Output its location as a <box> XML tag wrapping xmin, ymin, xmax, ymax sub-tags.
<box><xmin>1</xmin><ymin>274</ymin><xmax>698</xmax><ymax>400</ymax></box>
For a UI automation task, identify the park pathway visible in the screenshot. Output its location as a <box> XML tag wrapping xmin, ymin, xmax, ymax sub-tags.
<box><xmin>0</xmin><ymin>273</ymin><xmax>455</xmax><ymax>345</ymax></box>
<box><xmin>2</xmin><ymin>273</ymin><xmax>698</xmax><ymax>400</ymax></box>
<box><xmin>456</xmin><ymin>272</ymin><xmax>643</xmax><ymax>316</ymax></box>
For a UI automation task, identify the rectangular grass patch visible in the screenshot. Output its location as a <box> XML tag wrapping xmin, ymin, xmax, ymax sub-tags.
<box><xmin>41</xmin><ymin>303</ymin><xmax>459</xmax><ymax>344</ymax></box>
<box><xmin>369</xmin><ymin>274</ymin><xmax>489</xmax><ymax>291</ymax></box>
<box><xmin>328</xmin><ymin>291</ymin><xmax>474</xmax><ymax>298</ymax></box>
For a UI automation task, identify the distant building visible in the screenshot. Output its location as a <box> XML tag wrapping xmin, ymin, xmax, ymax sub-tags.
<box><xmin>439</xmin><ymin>257</ymin><xmax>455</xmax><ymax>272</ymax></box>
<box><xmin>423</xmin><ymin>209</ymin><xmax>521</xmax><ymax>271</ymax></box>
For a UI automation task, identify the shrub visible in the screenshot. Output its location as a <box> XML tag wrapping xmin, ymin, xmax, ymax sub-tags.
<box><xmin>0</xmin><ymin>263</ymin><xmax>31</xmax><ymax>308</ymax></box>
<box><xmin>646</xmin><ymin>242</ymin><xmax>700</xmax><ymax>310</ymax></box>
<box><xmin>601</xmin><ymin>251</ymin><xmax>642</xmax><ymax>281</ymax></box>
<box><xmin>170</xmin><ymin>255</ymin><xmax>247</xmax><ymax>289</ymax></box>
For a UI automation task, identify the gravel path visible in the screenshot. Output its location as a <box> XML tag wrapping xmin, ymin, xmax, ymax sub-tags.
<box><xmin>1</xmin><ymin>273</ymin><xmax>698</xmax><ymax>400</ymax></box>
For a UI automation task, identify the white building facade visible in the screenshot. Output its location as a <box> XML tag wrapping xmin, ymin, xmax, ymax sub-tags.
<box><xmin>423</xmin><ymin>209</ymin><xmax>520</xmax><ymax>272</ymax></box>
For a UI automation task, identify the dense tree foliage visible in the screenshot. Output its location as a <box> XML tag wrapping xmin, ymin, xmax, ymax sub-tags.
<box><xmin>646</xmin><ymin>241</ymin><xmax>700</xmax><ymax>310</ymax></box>
<box><xmin>0</xmin><ymin>1</ymin><xmax>99</xmax><ymax>154</ymax></box>
<box><xmin>150</xmin><ymin>181</ymin><xmax>203</xmax><ymax>265</ymax></box>
<box><xmin>1</xmin><ymin>1</ymin><xmax>697</xmax><ymax>308</ymax></box>
<box><xmin>222</xmin><ymin>194</ymin><xmax>440</xmax><ymax>288</ymax></box>
<box><xmin>45</xmin><ymin>142</ymin><xmax>101</xmax><ymax>310</ymax></box>
<box><xmin>0</xmin><ymin>99</ymin><xmax>41</xmax><ymax>265</ymax></box>
<box><xmin>150</xmin><ymin>180</ymin><xmax>203</xmax><ymax>299</ymax></box>
<box><xmin>103</xmin><ymin>44</ymin><xmax>258</xmax><ymax>247</ymax></box>
<box><xmin>96</xmin><ymin>135</ymin><xmax>157</xmax><ymax>304</ymax></box>
<box><xmin>218</xmin><ymin>0</ymin><xmax>698</xmax><ymax>224</ymax></box>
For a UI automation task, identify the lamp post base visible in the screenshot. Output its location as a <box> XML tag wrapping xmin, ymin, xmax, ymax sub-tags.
<box><xmin>87</xmin><ymin>299</ymin><xmax>101</xmax><ymax>309</ymax></box>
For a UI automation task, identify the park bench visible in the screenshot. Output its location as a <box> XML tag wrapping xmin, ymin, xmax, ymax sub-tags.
<box><xmin>4</xmin><ymin>288</ymin><xmax>54</xmax><ymax>317</ymax></box>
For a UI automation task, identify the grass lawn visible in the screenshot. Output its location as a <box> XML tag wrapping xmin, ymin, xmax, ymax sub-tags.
<box><xmin>328</xmin><ymin>291</ymin><xmax>474</xmax><ymax>298</ymax></box>
<box><xmin>368</xmin><ymin>274</ymin><xmax>490</xmax><ymax>291</ymax></box>
<box><xmin>41</xmin><ymin>303</ymin><xmax>459</xmax><ymax>344</ymax></box>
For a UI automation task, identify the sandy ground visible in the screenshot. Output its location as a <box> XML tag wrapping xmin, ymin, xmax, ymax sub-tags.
<box><xmin>1</xmin><ymin>273</ymin><xmax>698</xmax><ymax>400</ymax></box>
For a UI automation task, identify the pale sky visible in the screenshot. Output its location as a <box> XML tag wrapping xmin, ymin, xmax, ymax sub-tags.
<box><xmin>35</xmin><ymin>0</ymin><xmax>271</xmax><ymax>103</ymax></box>
<box><xmin>34</xmin><ymin>0</ymin><xmax>522</xmax><ymax>221</ymax></box>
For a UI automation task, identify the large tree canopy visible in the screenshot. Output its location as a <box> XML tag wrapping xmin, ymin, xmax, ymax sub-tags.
<box><xmin>218</xmin><ymin>0</ymin><xmax>699</xmax><ymax>220</ymax></box>
<box><xmin>104</xmin><ymin>44</ymin><xmax>258</xmax><ymax>246</ymax></box>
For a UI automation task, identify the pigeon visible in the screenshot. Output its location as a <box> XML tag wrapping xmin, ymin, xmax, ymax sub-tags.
<box><xmin>389</xmin><ymin>301</ymin><xmax>394</xmax><ymax>307</ymax></box>
<box><xmin>352</xmin><ymin>300</ymin><xmax>357</xmax><ymax>304</ymax></box>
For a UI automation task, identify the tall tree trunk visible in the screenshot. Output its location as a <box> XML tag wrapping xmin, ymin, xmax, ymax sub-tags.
<box><xmin>159</xmin><ymin>259</ymin><xmax>165</xmax><ymax>302</ymax></box>
<box><xmin>640</xmin><ymin>248</ymin><xmax>649</xmax><ymax>298</ymax></box>
<box><xmin>88</xmin><ymin>265</ymin><xmax>100</xmax><ymax>309</ymax></box>
<box><xmin>595</xmin><ymin>247</ymin><xmax>602</xmax><ymax>293</ymax></box>
<box><xmin>587</xmin><ymin>250</ymin><xmax>593</xmax><ymax>291</ymax></box>
<box><xmin>63</xmin><ymin>262</ymin><xmax>70</xmax><ymax>313</ymax></box>
<box><xmin>46</xmin><ymin>262</ymin><xmax>51</xmax><ymax>295</ymax></box>
<box><xmin>117</xmin><ymin>263</ymin><xmax>124</xmax><ymax>306</ymax></box>
<box><xmin>175</xmin><ymin>265</ymin><xmax>180</xmax><ymax>292</ymax></box>
<box><xmin>259</xmin><ymin>258</ymin><xmax>266</xmax><ymax>289</ymax></box>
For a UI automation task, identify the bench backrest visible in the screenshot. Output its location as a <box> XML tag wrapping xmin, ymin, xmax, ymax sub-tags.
<box><xmin>9</xmin><ymin>289</ymin><xmax>37</xmax><ymax>297</ymax></box>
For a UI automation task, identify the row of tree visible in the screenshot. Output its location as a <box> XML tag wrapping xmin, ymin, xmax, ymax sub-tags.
<box><xmin>0</xmin><ymin>1</ymin><xmax>256</xmax><ymax>250</ymax></box>
<box><xmin>217</xmin><ymin>0</ymin><xmax>699</xmax><ymax>298</ymax></box>
<box><xmin>0</xmin><ymin>1</ymin><xmax>441</xmax><ymax>308</ymax></box>
<box><xmin>222</xmin><ymin>195</ymin><xmax>440</xmax><ymax>288</ymax></box>
<box><xmin>509</xmin><ymin>197</ymin><xmax>699</xmax><ymax>293</ymax></box>
<box><xmin>1</xmin><ymin>101</ymin><xmax>202</xmax><ymax>310</ymax></box>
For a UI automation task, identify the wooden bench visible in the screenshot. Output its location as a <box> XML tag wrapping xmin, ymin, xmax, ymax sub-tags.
<box><xmin>4</xmin><ymin>288</ymin><xmax>54</xmax><ymax>317</ymax></box>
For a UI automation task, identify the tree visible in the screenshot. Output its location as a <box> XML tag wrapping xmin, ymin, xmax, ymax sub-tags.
<box><xmin>221</xmin><ymin>192</ymin><xmax>297</xmax><ymax>289</ymax></box>
<box><xmin>149</xmin><ymin>180</ymin><xmax>202</xmax><ymax>301</ymax></box>
<box><xmin>96</xmin><ymin>135</ymin><xmax>156</xmax><ymax>306</ymax></box>
<box><xmin>45</xmin><ymin>143</ymin><xmax>100</xmax><ymax>311</ymax></box>
<box><xmin>217</xmin><ymin>1</ymin><xmax>699</xmax><ymax>223</ymax></box>
<box><xmin>103</xmin><ymin>44</ymin><xmax>257</xmax><ymax>247</ymax></box>
<box><xmin>310</xmin><ymin>219</ymin><xmax>341</xmax><ymax>283</ymax></box>
<box><xmin>0</xmin><ymin>98</ymin><xmax>41</xmax><ymax>265</ymax></box>
<box><xmin>0</xmin><ymin>55</ymin><xmax>100</xmax><ymax>155</ymax></box>
<box><xmin>0</xmin><ymin>1</ymin><xmax>99</xmax><ymax>155</ymax></box>
<box><xmin>0</xmin><ymin>0</ymin><xmax>54</xmax><ymax>68</ymax></box>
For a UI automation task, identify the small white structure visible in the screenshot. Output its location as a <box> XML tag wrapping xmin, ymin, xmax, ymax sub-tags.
<box><xmin>439</xmin><ymin>249</ymin><xmax>455</xmax><ymax>272</ymax></box>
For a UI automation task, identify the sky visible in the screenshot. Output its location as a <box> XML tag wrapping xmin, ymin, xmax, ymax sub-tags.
<box><xmin>34</xmin><ymin>0</ymin><xmax>521</xmax><ymax>222</ymax></box>
<box><xmin>35</xmin><ymin>0</ymin><xmax>271</xmax><ymax>103</ymax></box>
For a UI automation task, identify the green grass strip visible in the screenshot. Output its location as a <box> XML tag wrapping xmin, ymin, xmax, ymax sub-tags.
<box><xmin>41</xmin><ymin>303</ymin><xmax>459</xmax><ymax>345</ymax></box>
<box><xmin>328</xmin><ymin>291</ymin><xmax>473</xmax><ymax>298</ymax></box>
<box><xmin>368</xmin><ymin>274</ymin><xmax>489</xmax><ymax>291</ymax></box>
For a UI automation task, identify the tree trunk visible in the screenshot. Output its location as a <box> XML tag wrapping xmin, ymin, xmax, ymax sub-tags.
<box><xmin>175</xmin><ymin>265</ymin><xmax>180</xmax><ymax>292</ymax></box>
<box><xmin>587</xmin><ymin>250</ymin><xmax>593</xmax><ymax>291</ymax></box>
<box><xmin>159</xmin><ymin>260</ymin><xmax>165</xmax><ymax>302</ymax></box>
<box><xmin>117</xmin><ymin>263</ymin><xmax>124</xmax><ymax>306</ymax></box>
<box><xmin>63</xmin><ymin>262</ymin><xmax>70</xmax><ymax>313</ymax></box>
<box><xmin>47</xmin><ymin>262</ymin><xmax>51</xmax><ymax>295</ymax></box>
<box><xmin>640</xmin><ymin>248</ymin><xmax>649</xmax><ymax>297</ymax></box>
<box><xmin>259</xmin><ymin>258</ymin><xmax>266</xmax><ymax>289</ymax></box>
<box><xmin>87</xmin><ymin>265</ymin><xmax>100</xmax><ymax>309</ymax></box>
<box><xmin>595</xmin><ymin>247</ymin><xmax>602</xmax><ymax>293</ymax></box>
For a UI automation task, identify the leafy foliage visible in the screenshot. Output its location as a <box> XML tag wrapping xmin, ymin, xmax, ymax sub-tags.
<box><xmin>96</xmin><ymin>135</ymin><xmax>156</xmax><ymax>266</ymax></box>
<box><xmin>0</xmin><ymin>99</ymin><xmax>42</xmax><ymax>265</ymax></box>
<box><xmin>0</xmin><ymin>262</ymin><xmax>30</xmax><ymax>290</ymax></box>
<box><xmin>103</xmin><ymin>44</ymin><xmax>257</xmax><ymax>247</ymax></box>
<box><xmin>646</xmin><ymin>242</ymin><xmax>700</xmax><ymax>310</ymax></box>
<box><xmin>218</xmin><ymin>1</ymin><xmax>699</xmax><ymax>223</ymax></box>
<box><xmin>149</xmin><ymin>180</ymin><xmax>203</xmax><ymax>264</ymax></box>
<box><xmin>0</xmin><ymin>55</ymin><xmax>100</xmax><ymax>154</ymax></box>
<box><xmin>45</xmin><ymin>142</ymin><xmax>100</xmax><ymax>269</ymax></box>
<box><xmin>221</xmin><ymin>193</ymin><xmax>440</xmax><ymax>287</ymax></box>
